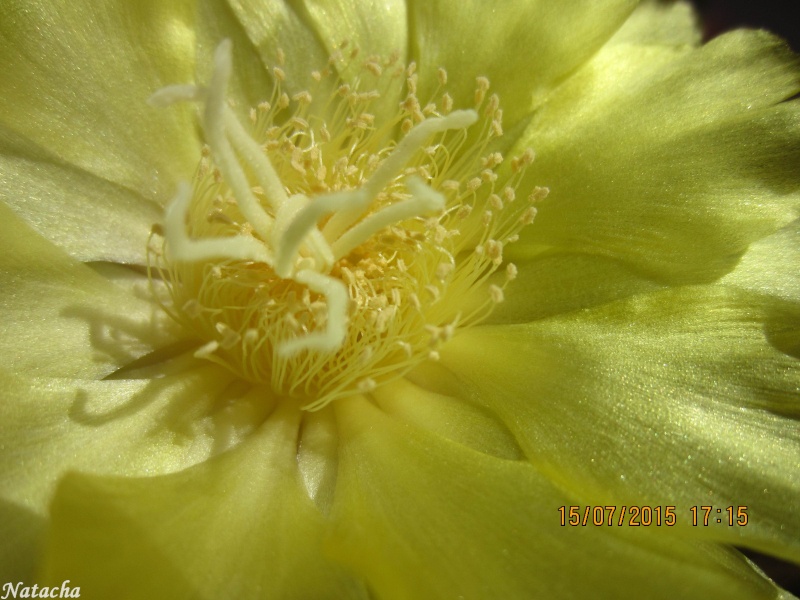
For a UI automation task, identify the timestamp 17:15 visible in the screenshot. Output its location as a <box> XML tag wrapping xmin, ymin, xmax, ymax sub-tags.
<box><xmin>690</xmin><ymin>506</ymin><xmax>748</xmax><ymax>526</ymax></box>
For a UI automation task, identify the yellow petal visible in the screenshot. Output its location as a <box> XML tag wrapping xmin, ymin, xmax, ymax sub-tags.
<box><xmin>223</xmin><ymin>0</ymin><xmax>332</xmax><ymax>94</ymax></box>
<box><xmin>0</xmin><ymin>360</ymin><xmax>251</xmax><ymax>580</ymax></box>
<box><xmin>721</xmin><ymin>218</ymin><xmax>800</xmax><ymax>303</ymax></box>
<box><xmin>0</xmin><ymin>129</ymin><xmax>161</xmax><ymax>263</ymax></box>
<box><xmin>0</xmin><ymin>498</ymin><xmax>41</xmax><ymax>584</ymax></box>
<box><xmin>0</xmin><ymin>202</ymin><xmax>183</xmax><ymax>379</ymax></box>
<box><xmin>371</xmin><ymin>376</ymin><xmax>524</xmax><ymax>460</ymax></box>
<box><xmin>0</xmin><ymin>364</ymin><xmax>242</xmax><ymax>516</ymax></box>
<box><xmin>490</xmin><ymin>251</ymin><xmax>662</xmax><ymax>324</ymax></box>
<box><xmin>408</xmin><ymin>0</ymin><xmax>637</xmax><ymax>129</ymax></box>
<box><xmin>195</xmin><ymin>0</ymin><xmax>275</xmax><ymax>120</ymax></box>
<box><xmin>441</xmin><ymin>286</ymin><xmax>800</xmax><ymax>565</ymax></box>
<box><xmin>0</xmin><ymin>0</ymin><xmax>200</xmax><ymax>199</ymax></box>
<box><xmin>39</xmin><ymin>402</ymin><xmax>366</xmax><ymax>600</ymax></box>
<box><xmin>328</xmin><ymin>396</ymin><xmax>781</xmax><ymax>599</ymax></box>
<box><xmin>302</xmin><ymin>0</ymin><xmax>408</xmax><ymax>62</ymax></box>
<box><xmin>300</xmin><ymin>0</ymin><xmax>409</xmax><ymax>118</ymax></box>
<box><xmin>511</xmin><ymin>31</ymin><xmax>800</xmax><ymax>282</ymax></box>
<box><xmin>608</xmin><ymin>0</ymin><xmax>700</xmax><ymax>47</ymax></box>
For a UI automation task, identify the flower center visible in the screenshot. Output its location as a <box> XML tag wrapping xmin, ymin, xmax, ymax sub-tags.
<box><xmin>148</xmin><ymin>40</ymin><xmax>545</xmax><ymax>410</ymax></box>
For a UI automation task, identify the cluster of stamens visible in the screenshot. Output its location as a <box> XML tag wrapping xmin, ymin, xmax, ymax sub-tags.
<box><xmin>147</xmin><ymin>40</ymin><xmax>547</xmax><ymax>409</ymax></box>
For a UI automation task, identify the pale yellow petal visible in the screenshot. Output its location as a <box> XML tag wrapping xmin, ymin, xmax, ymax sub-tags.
<box><xmin>39</xmin><ymin>402</ymin><xmax>366</xmax><ymax>599</ymax></box>
<box><xmin>223</xmin><ymin>0</ymin><xmax>331</xmax><ymax>95</ymax></box>
<box><xmin>608</xmin><ymin>0</ymin><xmax>701</xmax><ymax>47</ymax></box>
<box><xmin>0</xmin><ymin>0</ymin><xmax>200</xmax><ymax>200</ymax></box>
<box><xmin>408</xmin><ymin>0</ymin><xmax>638</xmax><ymax>129</ymax></box>
<box><xmin>328</xmin><ymin>396</ymin><xmax>782</xmax><ymax>599</ymax></box>
<box><xmin>301</xmin><ymin>0</ymin><xmax>409</xmax><ymax>117</ymax></box>
<box><xmin>0</xmin><ymin>365</ymin><xmax>243</xmax><ymax>515</ymax></box>
<box><xmin>371</xmin><ymin>376</ymin><xmax>524</xmax><ymax>460</ymax></box>
<box><xmin>510</xmin><ymin>31</ymin><xmax>800</xmax><ymax>282</ymax></box>
<box><xmin>0</xmin><ymin>365</ymin><xmax>275</xmax><ymax>585</ymax></box>
<box><xmin>0</xmin><ymin>128</ymin><xmax>161</xmax><ymax>264</ymax></box>
<box><xmin>721</xmin><ymin>218</ymin><xmax>800</xmax><ymax>303</ymax></box>
<box><xmin>490</xmin><ymin>251</ymin><xmax>662</xmax><ymax>324</ymax></box>
<box><xmin>440</xmin><ymin>286</ymin><xmax>800</xmax><ymax>565</ymax></box>
<box><xmin>302</xmin><ymin>0</ymin><xmax>408</xmax><ymax>61</ymax></box>
<box><xmin>0</xmin><ymin>202</ymin><xmax>182</xmax><ymax>379</ymax></box>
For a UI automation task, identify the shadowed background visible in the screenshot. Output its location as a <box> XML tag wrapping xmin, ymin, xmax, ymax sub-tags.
<box><xmin>693</xmin><ymin>0</ymin><xmax>799</xmax><ymax>51</ymax></box>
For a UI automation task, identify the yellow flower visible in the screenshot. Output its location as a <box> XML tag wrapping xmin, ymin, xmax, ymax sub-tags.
<box><xmin>1</xmin><ymin>1</ymin><xmax>799</xmax><ymax>598</ymax></box>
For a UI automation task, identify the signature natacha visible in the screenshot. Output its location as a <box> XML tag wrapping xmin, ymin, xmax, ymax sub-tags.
<box><xmin>1</xmin><ymin>581</ymin><xmax>80</xmax><ymax>599</ymax></box>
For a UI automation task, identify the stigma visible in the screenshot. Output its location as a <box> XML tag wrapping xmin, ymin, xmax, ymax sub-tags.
<box><xmin>148</xmin><ymin>40</ymin><xmax>545</xmax><ymax>409</ymax></box>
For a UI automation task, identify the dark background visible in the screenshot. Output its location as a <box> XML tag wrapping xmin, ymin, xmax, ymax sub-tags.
<box><xmin>692</xmin><ymin>0</ymin><xmax>799</xmax><ymax>51</ymax></box>
<box><xmin>688</xmin><ymin>0</ymin><xmax>799</xmax><ymax>594</ymax></box>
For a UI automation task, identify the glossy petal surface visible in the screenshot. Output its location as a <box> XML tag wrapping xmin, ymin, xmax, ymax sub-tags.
<box><xmin>328</xmin><ymin>397</ymin><xmax>781</xmax><ymax>600</ymax></box>
<box><xmin>512</xmin><ymin>31</ymin><xmax>800</xmax><ymax>282</ymax></box>
<box><xmin>0</xmin><ymin>0</ymin><xmax>200</xmax><ymax>199</ymax></box>
<box><xmin>0</xmin><ymin>203</ymin><xmax>182</xmax><ymax>379</ymax></box>
<box><xmin>40</xmin><ymin>403</ymin><xmax>367</xmax><ymax>600</ymax></box>
<box><xmin>441</xmin><ymin>286</ymin><xmax>800</xmax><ymax>565</ymax></box>
<box><xmin>408</xmin><ymin>0</ymin><xmax>638</xmax><ymax>130</ymax></box>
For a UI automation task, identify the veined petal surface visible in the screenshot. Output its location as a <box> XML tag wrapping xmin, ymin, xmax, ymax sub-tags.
<box><xmin>511</xmin><ymin>30</ymin><xmax>800</xmax><ymax>283</ymax></box>
<box><xmin>0</xmin><ymin>203</ymin><xmax>184</xmax><ymax>379</ymax></box>
<box><xmin>408</xmin><ymin>0</ymin><xmax>638</xmax><ymax>131</ymax></box>
<box><xmin>327</xmin><ymin>396</ymin><xmax>784</xmax><ymax>600</ymax></box>
<box><xmin>439</xmin><ymin>286</ymin><xmax>800</xmax><ymax>565</ymax></box>
<box><xmin>0</xmin><ymin>0</ymin><xmax>200</xmax><ymax>200</ymax></box>
<box><xmin>40</xmin><ymin>403</ymin><xmax>367</xmax><ymax>600</ymax></box>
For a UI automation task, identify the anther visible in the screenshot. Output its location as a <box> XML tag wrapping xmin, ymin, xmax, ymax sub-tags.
<box><xmin>520</xmin><ymin>206</ymin><xmax>538</xmax><ymax>225</ymax></box>
<box><xmin>474</xmin><ymin>76</ymin><xmax>490</xmax><ymax>106</ymax></box>
<box><xmin>292</xmin><ymin>91</ymin><xmax>313</xmax><ymax>105</ymax></box>
<box><xmin>441</xmin><ymin>93</ymin><xmax>453</xmax><ymax>114</ymax></box>
<box><xmin>489</xmin><ymin>285</ymin><xmax>504</xmax><ymax>304</ymax></box>
<box><xmin>194</xmin><ymin>340</ymin><xmax>220</xmax><ymax>359</ymax></box>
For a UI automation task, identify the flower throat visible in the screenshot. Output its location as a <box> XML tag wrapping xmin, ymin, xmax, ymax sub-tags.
<box><xmin>147</xmin><ymin>40</ymin><xmax>546</xmax><ymax>410</ymax></box>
